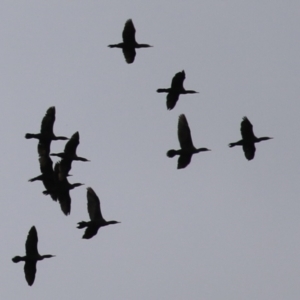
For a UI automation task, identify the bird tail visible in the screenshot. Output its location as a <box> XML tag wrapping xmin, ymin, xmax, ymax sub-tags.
<box><xmin>228</xmin><ymin>143</ymin><xmax>236</xmax><ymax>148</ymax></box>
<box><xmin>77</xmin><ymin>221</ymin><xmax>88</xmax><ymax>229</ymax></box>
<box><xmin>12</xmin><ymin>256</ymin><xmax>22</xmax><ymax>263</ymax></box>
<box><xmin>156</xmin><ymin>89</ymin><xmax>169</xmax><ymax>93</ymax></box>
<box><xmin>167</xmin><ymin>150</ymin><xmax>177</xmax><ymax>158</ymax></box>
<box><xmin>25</xmin><ymin>133</ymin><xmax>35</xmax><ymax>139</ymax></box>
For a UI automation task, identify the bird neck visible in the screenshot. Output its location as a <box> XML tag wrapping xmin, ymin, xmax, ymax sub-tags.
<box><xmin>136</xmin><ymin>43</ymin><xmax>152</xmax><ymax>48</ymax></box>
<box><xmin>183</xmin><ymin>90</ymin><xmax>198</xmax><ymax>94</ymax></box>
<box><xmin>256</xmin><ymin>137</ymin><xmax>272</xmax><ymax>143</ymax></box>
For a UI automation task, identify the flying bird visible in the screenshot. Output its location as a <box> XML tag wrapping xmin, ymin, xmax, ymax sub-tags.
<box><xmin>77</xmin><ymin>187</ymin><xmax>120</xmax><ymax>239</ymax></box>
<box><xmin>25</xmin><ymin>107</ymin><xmax>68</xmax><ymax>156</ymax></box>
<box><xmin>228</xmin><ymin>116</ymin><xmax>273</xmax><ymax>160</ymax></box>
<box><xmin>50</xmin><ymin>131</ymin><xmax>89</xmax><ymax>178</ymax></box>
<box><xmin>12</xmin><ymin>226</ymin><xmax>55</xmax><ymax>286</ymax></box>
<box><xmin>167</xmin><ymin>114</ymin><xmax>210</xmax><ymax>169</ymax></box>
<box><xmin>157</xmin><ymin>70</ymin><xmax>198</xmax><ymax>110</ymax></box>
<box><xmin>108</xmin><ymin>19</ymin><xmax>152</xmax><ymax>64</ymax></box>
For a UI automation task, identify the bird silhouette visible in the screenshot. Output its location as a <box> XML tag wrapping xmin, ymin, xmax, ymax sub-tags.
<box><xmin>25</xmin><ymin>107</ymin><xmax>68</xmax><ymax>156</ymax></box>
<box><xmin>12</xmin><ymin>226</ymin><xmax>55</xmax><ymax>286</ymax></box>
<box><xmin>167</xmin><ymin>114</ymin><xmax>210</xmax><ymax>169</ymax></box>
<box><xmin>77</xmin><ymin>187</ymin><xmax>120</xmax><ymax>239</ymax></box>
<box><xmin>108</xmin><ymin>19</ymin><xmax>152</xmax><ymax>64</ymax></box>
<box><xmin>157</xmin><ymin>70</ymin><xmax>198</xmax><ymax>110</ymax></box>
<box><xmin>229</xmin><ymin>117</ymin><xmax>273</xmax><ymax>160</ymax></box>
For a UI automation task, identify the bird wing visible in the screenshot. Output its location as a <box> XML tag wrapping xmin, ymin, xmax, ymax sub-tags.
<box><xmin>87</xmin><ymin>187</ymin><xmax>103</xmax><ymax>221</ymax></box>
<box><xmin>243</xmin><ymin>143</ymin><xmax>256</xmax><ymax>160</ymax></box>
<box><xmin>82</xmin><ymin>225</ymin><xmax>100</xmax><ymax>239</ymax></box>
<box><xmin>171</xmin><ymin>70</ymin><xmax>185</xmax><ymax>90</ymax></box>
<box><xmin>40</xmin><ymin>107</ymin><xmax>55</xmax><ymax>135</ymax></box>
<box><xmin>178</xmin><ymin>114</ymin><xmax>194</xmax><ymax>149</ymax></box>
<box><xmin>37</xmin><ymin>140</ymin><xmax>51</xmax><ymax>157</ymax></box>
<box><xmin>241</xmin><ymin>117</ymin><xmax>256</xmax><ymax>140</ymax></box>
<box><xmin>178</xmin><ymin>154</ymin><xmax>192</xmax><ymax>169</ymax></box>
<box><xmin>122</xmin><ymin>19</ymin><xmax>136</xmax><ymax>44</ymax></box>
<box><xmin>64</xmin><ymin>132</ymin><xmax>79</xmax><ymax>156</ymax></box>
<box><xmin>57</xmin><ymin>191</ymin><xmax>71</xmax><ymax>216</ymax></box>
<box><xmin>166</xmin><ymin>92</ymin><xmax>180</xmax><ymax>110</ymax></box>
<box><xmin>39</xmin><ymin>155</ymin><xmax>53</xmax><ymax>174</ymax></box>
<box><xmin>25</xmin><ymin>226</ymin><xmax>39</xmax><ymax>256</ymax></box>
<box><xmin>122</xmin><ymin>48</ymin><xmax>136</xmax><ymax>64</ymax></box>
<box><xmin>24</xmin><ymin>260</ymin><xmax>37</xmax><ymax>286</ymax></box>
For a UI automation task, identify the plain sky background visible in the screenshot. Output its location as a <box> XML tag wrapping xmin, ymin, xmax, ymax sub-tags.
<box><xmin>1</xmin><ymin>1</ymin><xmax>299</xmax><ymax>299</ymax></box>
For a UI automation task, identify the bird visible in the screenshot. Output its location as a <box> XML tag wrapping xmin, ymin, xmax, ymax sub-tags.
<box><xmin>108</xmin><ymin>19</ymin><xmax>152</xmax><ymax>64</ymax></box>
<box><xmin>77</xmin><ymin>187</ymin><xmax>120</xmax><ymax>239</ymax></box>
<box><xmin>12</xmin><ymin>226</ymin><xmax>55</xmax><ymax>286</ymax></box>
<box><xmin>157</xmin><ymin>70</ymin><xmax>198</xmax><ymax>110</ymax></box>
<box><xmin>229</xmin><ymin>116</ymin><xmax>273</xmax><ymax>160</ymax></box>
<box><xmin>50</xmin><ymin>131</ymin><xmax>89</xmax><ymax>177</ymax></box>
<box><xmin>25</xmin><ymin>107</ymin><xmax>68</xmax><ymax>156</ymax></box>
<box><xmin>43</xmin><ymin>161</ymin><xmax>84</xmax><ymax>215</ymax></box>
<box><xmin>167</xmin><ymin>114</ymin><xmax>211</xmax><ymax>169</ymax></box>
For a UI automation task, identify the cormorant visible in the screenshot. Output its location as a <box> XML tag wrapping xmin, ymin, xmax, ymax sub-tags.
<box><xmin>77</xmin><ymin>187</ymin><xmax>120</xmax><ymax>239</ymax></box>
<box><xmin>12</xmin><ymin>226</ymin><xmax>55</xmax><ymax>286</ymax></box>
<box><xmin>167</xmin><ymin>114</ymin><xmax>210</xmax><ymax>169</ymax></box>
<box><xmin>51</xmin><ymin>131</ymin><xmax>89</xmax><ymax>167</ymax></box>
<box><xmin>25</xmin><ymin>107</ymin><xmax>68</xmax><ymax>156</ymax></box>
<box><xmin>43</xmin><ymin>162</ymin><xmax>84</xmax><ymax>215</ymax></box>
<box><xmin>157</xmin><ymin>70</ymin><xmax>198</xmax><ymax>110</ymax></box>
<box><xmin>108</xmin><ymin>19</ymin><xmax>152</xmax><ymax>64</ymax></box>
<box><xmin>229</xmin><ymin>117</ymin><xmax>273</xmax><ymax>160</ymax></box>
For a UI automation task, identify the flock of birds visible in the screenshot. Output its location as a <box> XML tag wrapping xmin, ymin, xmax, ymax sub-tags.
<box><xmin>11</xmin><ymin>19</ymin><xmax>273</xmax><ymax>286</ymax></box>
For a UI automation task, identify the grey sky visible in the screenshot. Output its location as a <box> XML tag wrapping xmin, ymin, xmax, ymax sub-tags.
<box><xmin>1</xmin><ymin>1</ymin><xmax>300</xmax><ymax>299</ymax></box>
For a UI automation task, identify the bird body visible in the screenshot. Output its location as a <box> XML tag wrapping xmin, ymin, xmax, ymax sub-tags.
<box><xmin>157</xmin><ymin>71</ymin><xmax>198</xmax><ymax>110</ymax></box>
<box><xmin>167</xmin><ymin>114</ymin><xmax>210</xmax><ymax>169</ymax></box>
<box><xmin>12</xmin><ymin>226</ymin><xmax>55</xmax><ymax>286</ymax></box>
<box><xmin>77</xmin><ymin>187</ymin><xmax>120</xmax><ymax>239</ymax></box>
<box><xmin>108</xmin><ymin>19</ymin><xmax>152</xmax><ymax>64</ymax></box>
<box><xmin>229</xmin><ymin>117</ymin><xmax>273</xmax><ymax>160</ymax></box>
<box><xmin>25</xmin><ymin>107</ymin><xmax>68</xmax><ymax>156</ymax></box>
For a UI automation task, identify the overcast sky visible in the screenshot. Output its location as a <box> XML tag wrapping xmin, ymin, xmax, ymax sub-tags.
<box><xmin>1</xmin><ymin>1</ymin><xmax>300</xmax><ymax>299</ymax></box>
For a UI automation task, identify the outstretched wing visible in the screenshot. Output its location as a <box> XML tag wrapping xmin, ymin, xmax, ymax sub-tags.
<box><xmin>178</xmin><ymin>154</ymin><xmax>192</xmax><ymax>169</ymax></box>
<box><xmin>58</xmin><ymin>191</ymin><xmax>71</xmax><ymax>216</ymax></box>
<box><xmin>122</xmin><ymin>19</ymin><xmax>136</xmax><ymax>44</ymax></box>
<box><xmin>64</xmin><ymin>131</ymin><xmax>79</xmax><ymax>156</ymax></box>
<box><xmin>122</xmin><ymin>48</ymin><xmax>136</xmax><ymax>64</ymax></box>
<box><xmin>40</xmin><ymin>106</ymin><xmax>55</xmax><ymax>136</ymax></box>
<box><xmin>241</xmin><ymin>117</ymin><xmax>255</xmax><ymax>140</ymax></box>
<box><xmin>24</xmin><ymin>260</ymin><xmax>37</xmax><ymax>286</ymax></box>
<box><xmin>82</xmin><ymin>225</ymin><xmax>100</xmax><ymax>239</ymax></box>
<box><xmin>25</xmin><ymin>226</ymin><xmax>39</xmax><ymax>256</ymax></box>
<box><xmin>243</xmin><ymin>143</ymin><xmax>256</xmax><ymax>160</ymax></box>
<box><xmin>87</xmin><ymin>187</ymin><xmax>103</xmax><ymax>221</ymax></box>
<box><xmin>178</xmin><ymin>114</ymin><xmax>194</xmax><ymax>150</ymax></box>
<box><xmin>171</xmin><ymin>70</ymin><xmax>185</xmax><ymax>90</ymax></box>
<box><xmin>166</xmin><ymin>92</ymin><xmax>180</xmax><ymax>110</ymax></box>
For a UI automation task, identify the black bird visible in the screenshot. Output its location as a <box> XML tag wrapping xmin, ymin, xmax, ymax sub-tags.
<box><xmin>167</xmin><ymin>114</ymin><xmax>210</xmax><ymax>169</ymax></box>
<box><xmin>25</xmin><ymin>107</ymin><xmax>68</xmax><ymax>156</ymax></box>
<box><xmin>157</xmin><ymin>70</ymin><xmax>198</xmax><ymax>110</ymax></box>
<box><xmin>12</xmin><ymin>226</ymin><xmax>55</xmax><ymax>286</ymax></box>
<box><xmin>108</xmin><ymin>19</ymin><xmax>152</xmax><ymax>64</ymax></box>
<box><xmin>51</xmin><ymin>132</ymin><xmax>89</xmax><ymax>161</ymax></box>
<box><xmin>229</xmin><ymin>116</ymin><xmax>273</xmax><ymax>160</ymax></box>
<box><xmin>77</xmin><ymin>187</ymin><xmax>120</xmax><ymax>239</ymax></box>
<box><xmin>43</xmin><ymin>161</ymin><xmax>84</xmax><ymax>215</ymax></box>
